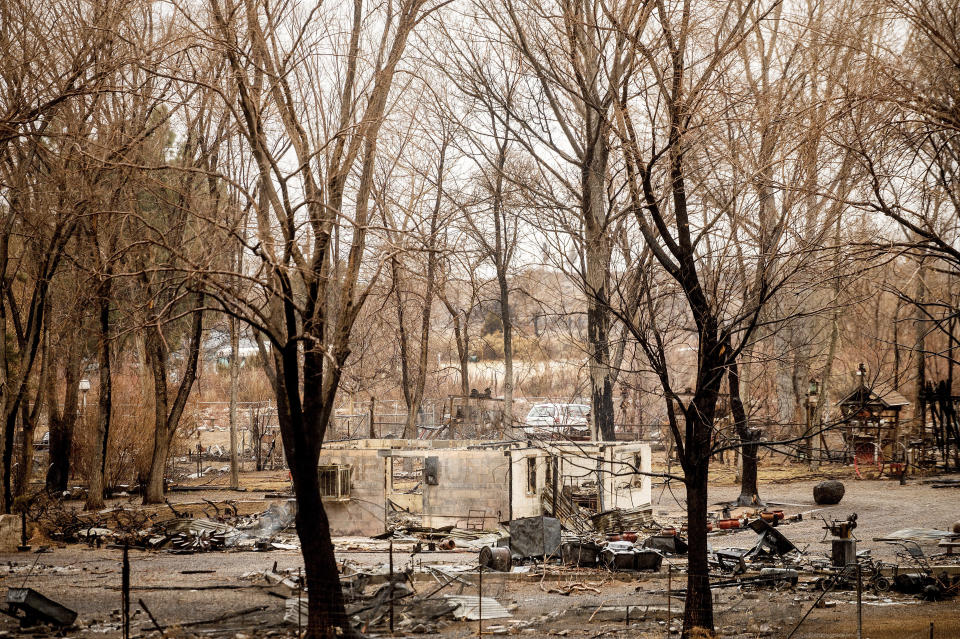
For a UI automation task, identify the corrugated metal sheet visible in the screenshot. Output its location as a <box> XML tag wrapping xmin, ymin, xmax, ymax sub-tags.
<box><xmin>443</xmin><ymin>595</ymin><xmax>511</xmax><ymax>620</ymax></box>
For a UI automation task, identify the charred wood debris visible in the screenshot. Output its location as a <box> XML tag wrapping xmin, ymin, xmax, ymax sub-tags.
<box><xmin>5</xmin><ymin>488</ymin><xmax>960</xmax><ymax>636</ymax></box>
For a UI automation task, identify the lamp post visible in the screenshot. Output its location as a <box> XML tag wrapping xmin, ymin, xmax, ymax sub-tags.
<box><xmin>78</xmin><ymin>378</ymin><xmax>90</xmax><ymax>416</ymax></box>
<box><xmin>807</xmin><ymin>379</ymin><xmax>820</xmax><ymax>470</ymax></box>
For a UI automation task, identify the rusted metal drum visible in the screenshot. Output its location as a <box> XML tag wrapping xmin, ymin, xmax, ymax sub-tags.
<box><xmin>479</xmin><ymin>545</ymin><xmax>512</xmax><ymax>572</ymax></box>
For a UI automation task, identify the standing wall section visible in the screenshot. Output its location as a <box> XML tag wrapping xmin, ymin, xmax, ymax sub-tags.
<box><xmin>421</xmin><ymin>449</ymin><xmax>511</xmax><ymax>529</ymax></box>
<box><xmin>316</xmin><ymin>448</ymin><xmax>386</xmax><ymax>536</ymax></box>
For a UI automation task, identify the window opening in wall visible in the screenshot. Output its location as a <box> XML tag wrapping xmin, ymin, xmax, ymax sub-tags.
<box><xmin>526</xmin><ymin>457</ymin><xmax>537</xmax><ymax>494</ymax></box>
<box><xmin>391</xmin><ymin>456</ymin><xmax>423</xmax><ymax>494</ymax></box>
<box><xmin>632</xmin><ymin>452</ymin><xmax>644</xmax><ymax>487</ymax></box>
<box><xmin>318</xmin><ymin>464</ymin><xmax>352</xmax><ymax>500</ymax></box>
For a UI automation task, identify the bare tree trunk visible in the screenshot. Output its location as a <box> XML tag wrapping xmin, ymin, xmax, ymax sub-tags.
<box><xmin>584</xmin><ymin>136</ymin><xmax>616</xmax><ymax>441</ymax></box>
<box><xmin>678</xmin><ymin>321</ymin><xmax>725</xmax><ymax>635</ymax></box>
<box><xmin>441</xmin><ymin>289</ymin><xmax>473</xmax><ymax>398</ymax></box>
<box><xmin>14</xmin><ymin>336</ymin><xmax>47</xmax><ymax>499</ymax></box>
<box><xmin>915</xmin><ymin>259</ymin><xmax>927</xmax><ymax>444</ymax></box>
<box><xmin>395</xmin><ymin>259</ymin><xmax>417</xmax><ymax>439</ymax></box>
<box><xmin>498</xmin><ymin>273</ymin><xmax>513</xmax><ymax>425</ymax></box>
<box><xmin>14</xmin><ymin>404</ymin><xmax>35</xmax><ymax>500</ymax></box>
<box><xmin>46</xmin><ymin>336</ymin><xmax>83</xmax><ymax>493</ymax></box>
<box><xmin>728</xmin><ymin>350</ymin><xmax>760</xmax><ymax>505</ymax></box>
<box><xmin>283</xmin><ymin>407</ymin><xmax>352</xmax><ymax>636</ymax></box>
<box><xmin>229</xmin><ymin>313</ymin><xmax>240</xmax><ymax>489</ymax></box>
<box><xmin>86</xmin><ymin>280</ymin><xmax>112</xmax><ymax>510</ymax></box>
<box><xmin>684</xmin><ymin>457</ymin><xmax>713</xmax><ymax>633</ymax></box>
<box><xmin>455</xmin><ymin>313</ymin><xmax>470</xmax><ymax>396</ymax></box>
<box><xmin>144</xmin><ymin>301</ymin><xmax>204</xmax><ymax>504</ymax></box>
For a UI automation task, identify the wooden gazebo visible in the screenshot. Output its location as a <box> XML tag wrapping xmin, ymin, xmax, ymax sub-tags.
<box><xmin>835</xmin><ymin>382</ymin><xmax>910</xmax><ymax>472</ymax></box>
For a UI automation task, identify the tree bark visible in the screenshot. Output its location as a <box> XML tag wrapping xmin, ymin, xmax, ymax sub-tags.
<box><xmin>13</xmin><ymin>338</ymin><xmax>47</xmax><ymax>500</ymax></box>
<box><xmin>679</xmin><ymin>332</ymin><xmax>724</xmax><ymax>636</ymax></box>
<box><xmin>683</xmin><ymin>456</ymin><xmax>714</xmax><ymax>634</ymax></box>
<box><xmin>395</xmin><ymin>258</ymin><xmax>417</xmax><ymax>439</ymax></box>
<box><xmin>143</xmin><ymin>300</ymin><xmax>204</xmax><ymax>504</ymax></box>
<box><xmin>728</xmin><ymin>353</ymin><xmax>760</xmax><ymax>506</ymax></box>
<box><xmin>440</xmin><ymin>291</ymin><xmax>471</xmax><ymax>398</ymax></box>
<box><xmin>229</xmin><ymin>313</ymin><xmax>240</xmax><ymax>489</ymax></box>
<box><xmin>45</xmin><ymin>336</ymin><xmax>83</xmax><ymax>493</ymax></box>
<box><xmin>86</xmin><ymin>279</ymin><xmax>112</xmax><ymax>510</ymax></box>
<box><xmin>285</xmin><ymin>417</ymin><xmax>351</xmax><ymax>637</ymax></box>
<box><xmin>583</xmin><ymin>129</ymin><xmax>616</xmax><ymax>441</ymax></box>
<box><xmin>13</xmin><ymin>403</ymin><xmax>36</xmax><ymax>500</ymax></box>
<box><xmin>498</xmin><ymin>273</ymin><xmax>513</xmax><ymax>427</ymax></box>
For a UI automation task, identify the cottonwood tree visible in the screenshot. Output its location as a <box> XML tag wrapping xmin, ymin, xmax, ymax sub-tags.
<box><xmin>605</xmin><ymin>0</ymin><xmax>843</xmax><ymax>633</ymax></box>
<box><xmin>134</xmin><ymin>87</ymin><xmax>230</xmax><ymax>504</ymax></box>
<box><xmin>438</xmin><ymin>241</ymin><xmax>484</xmax><ymax>399</ymax></box>
<box><xmin>708</xmin><ymin>0</ymin><xmax>866</xmax><ymax>501</ymax></box>
<box><xmin>182</xmin><ymin>0</ymin><xmax>445</xmax><ymax>634</ymax></box>
<box><xmin>43</xmin><ymin>273</ymin><xmax>91</xmax><ymax>493</ymax></box>
<box><xmin>0</xmin><ymin>0</ymin><xmax>136</xmax><ymax>511</ymax></box>
<box><xmin>378</xmin><ymin>106</ymin><xmax>453</xmax><ymax>438</ymax></box>
<box><xmin>442</xmin><ymin>95</ymin><xmax>523</xmax><ymax>425</ymax></box>
<box><xmin>846</xmin><ymin>0</ymin><xmax>960</xmax><ymax>397</ymax></box>
<box><xmin>435</xmin><ymin>0</ymin><xmax>649</xmax><ymax>440</ymax></box>
<box><xmin>79</xmin><ymin>9</ymin><xmax>183</xmax><ymax>510</ymax></box>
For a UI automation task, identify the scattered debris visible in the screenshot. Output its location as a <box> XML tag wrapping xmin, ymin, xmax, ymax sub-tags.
<box><xmin>589</xmin><ymin>505</ymin><xmax>654</xmax><ymax>535</ymax></box>
<box><xmin>560</xmin><ymin>540</ymin><xmax>602</xmax><ymax>567</ymax></box>
<box><xmin>600</xmin><ymin>542</ymin><xmax>662</xmax><ymax>571</ymax></box>
<box><xmin>873</xmin><ymin>528</ymin><xmax>960</xmax><ymax>543</ymax></box>
<box><xmin>642</xmin><ymin>534</ymin><xmax>688</xmax><ymax>555</ymax></box>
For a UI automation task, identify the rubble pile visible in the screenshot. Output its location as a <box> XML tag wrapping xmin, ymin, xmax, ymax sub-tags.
<box><xmin>32</xmin><ymin>499</ymin><xmax>300</xmax><ymax>553</ymax></box>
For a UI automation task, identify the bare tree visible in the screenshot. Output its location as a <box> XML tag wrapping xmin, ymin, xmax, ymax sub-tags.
<box><xmin>435</xmin><ymin>0</ymin><xmax>646</xmax><ymax>440</ymax></box>
<box><xmin>379</xmin><ymin>118</ymin><xmax>452</xmax><ymax>438</ymax></box>
<box><xmin>185</xmin><ymin>0</ymin><xmax>444</xmax><ymax>634</ymax></box>
<box><xmin>605</xmin><ymin>1</ymin><xmax>842</xmax><ymax>632</ymax></box>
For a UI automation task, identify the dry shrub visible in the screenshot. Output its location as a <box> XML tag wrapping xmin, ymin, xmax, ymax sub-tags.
<box><xmin>519</xmin><ymin>366</ymin><xmax>583</xmax><ymax>398</ymax></box>
<box><xmin>72</xmin><ymin>366</ymin><xmax>154</xmax><ymax>488</ymax></box>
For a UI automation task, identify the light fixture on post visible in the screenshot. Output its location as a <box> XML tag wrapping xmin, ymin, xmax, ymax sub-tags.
<box><xmin>807</xmin><ymin>378</ymin><xmax>820</xmax><ymax>469</ymax></box>
<box><xmin>78</xmin><ymin>378</ymin><xmax>90</xmax><ymax>414</ymax></box>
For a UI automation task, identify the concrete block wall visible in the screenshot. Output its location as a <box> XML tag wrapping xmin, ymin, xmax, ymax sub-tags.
<box><xmin>315</xmin><ymin>440</ymin><xmax>651</xmax><ymax>536</ymax></box>
<box><xmin>422</xmin><ymin>449</ymin><xmax>511</xmax><ymax>529</ymax></box>
<box><xmin>510</xmin><ymin>449</ymin><xmax>548</xmax><ymax>520</ymax></box>
<box><xmin>317</xmin><ymin>448</ymin><xmax>386</xmax><ymax>536</ymax></box>
<box><xmin>605</xmin><ymin>442</ymin><xmax>652</xmax><ymax>509</ymax></box>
